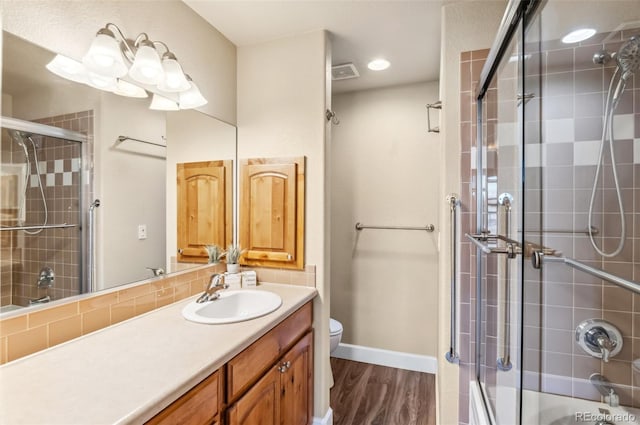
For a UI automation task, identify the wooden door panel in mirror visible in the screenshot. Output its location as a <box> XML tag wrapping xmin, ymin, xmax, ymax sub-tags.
<box><xmin>240</xmin><ymin>157</ymin><xmax>304</xmax><ymax>270</ymax></box>
<box><xmin>177</xmin><ymin>161</ymin><xmax>233</xmax><ymax>263</ymax></box>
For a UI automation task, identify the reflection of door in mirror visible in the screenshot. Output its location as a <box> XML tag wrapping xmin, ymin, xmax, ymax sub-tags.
<box><xmin>239</xmin><ymin>157</ymin><xmax>305</xmax><ymax>270</ymax></box>
<box><xmin>177</xmin><ymin>161</ymin><xmax>233</xmax><ymax>263</ymax></box>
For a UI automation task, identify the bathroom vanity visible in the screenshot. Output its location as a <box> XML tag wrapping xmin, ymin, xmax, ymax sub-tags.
<box><xmin>0</xmin><ymin>283</ymin><xmax>316</xmax><ymax>424</ymax></box>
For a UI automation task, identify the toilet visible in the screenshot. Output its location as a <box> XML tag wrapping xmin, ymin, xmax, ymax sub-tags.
<box><xmin>329</xmin><ymin>318</ymin><xmax>343</xmax><ymax>388</ymax></box>
<box><xmin>329</xmin><ymin>318</ymin><xmax>343</xmax><ymax>354</ymax></box>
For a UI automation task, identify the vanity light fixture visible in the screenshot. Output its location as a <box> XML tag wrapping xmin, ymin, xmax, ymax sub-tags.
<box><xmin>562</xmin><ymin>28</ymin><xmax>596</xmax><ymax>44</ymax></box>
<box><xmin>179</xmin><ymin>75</ymin><xmax>208</xmax><ymax>109</ymax></box>
<box><xmin>113</xmin><ymin>79</ymin><xmax>148</xmax><ymax>98</ymax></box>
<box><xmin>150</xmin><ymin>93</ymin><xmax>180</xmax><ymax>111</ymax></box>
<box><xmin>367</xmin><ymin>58</ymin><xmax>391</xmax><ymax>71</ymax></box>
<box><xmin>46</xmin><ymin>22</ymin><xmax>207</xmax><ymax>109</ymax></box>
<box><xmin>46</xmin><ymin>55</ymin><xmax>88</xmax><ymax>84</ymax></box>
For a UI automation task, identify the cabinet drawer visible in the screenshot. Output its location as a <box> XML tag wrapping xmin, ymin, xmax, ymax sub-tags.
<box><xmin>227</xmin><ymin>302</ymin><xmax>312</xmax><ymax>401</ymax></box>
<box><xmin>146</xmin><ymin>369</ymin><xmax>221</xmax><ymax>425</ymax></box>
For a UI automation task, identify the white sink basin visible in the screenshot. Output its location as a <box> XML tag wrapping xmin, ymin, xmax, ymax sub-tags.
<box><xmin>182</xmin><ymin>289</ymin><xmax>282</xmax><ymax>324</ymax></box>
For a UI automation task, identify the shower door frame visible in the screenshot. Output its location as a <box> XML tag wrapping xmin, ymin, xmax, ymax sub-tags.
<box><xmin>472</xmin><ymin>0</ymin><xmax>544</xmax><ymax>422</ymax></box>
<box><xmin>1</xmin><ymin>115</ymin><xmax>91</xmax><ymax>298</ymax></box>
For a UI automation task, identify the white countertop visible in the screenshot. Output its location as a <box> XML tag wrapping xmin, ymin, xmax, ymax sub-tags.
<box><xmin>0</xmin><ymin>283</ymin><xmax>317</xmax><ymax>425</ymax></box>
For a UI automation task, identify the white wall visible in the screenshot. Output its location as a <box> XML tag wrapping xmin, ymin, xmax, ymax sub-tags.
<box><xmin>165</xmin><ymin>109</ymin><xmax>237</xmax><ymax>266</ymax></box>
<box><xmin>96</xmin><ymin>93</ymin><xmax>166</xmax><ymax>289</ymax></box>
<box><xmin>437</xmin><ymin>2</ymin><xmax>507</xmax><ymax>424</ymax></box>
<box><xmin>237</xmin><ymin>30</ymin><xmax>331</xmax><ymax>420</ymax></box>
<box><xmin>331</xmin><ymin>81</ymin><xmax>440</xmax><ymax>356</ymax></box>
<box><xmin>1</xmin><ymin>0</ymin><xmax>237</xmax><ymax>124</ymax></box>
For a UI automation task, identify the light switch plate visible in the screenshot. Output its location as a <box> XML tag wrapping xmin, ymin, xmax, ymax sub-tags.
<box><xmin>138</xmin><ymin>224</ymin><xmax>147</xmax><ymax>240</ymax></box>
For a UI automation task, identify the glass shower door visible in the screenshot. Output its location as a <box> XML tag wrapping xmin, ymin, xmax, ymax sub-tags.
<box><xmin>520</xmin><ymin>1</ymin><xmax>640</xmax><ymax>423</ymax></box>
<box><xmin>474</xmin><ymin>21</ymin><xmax>525</xmax><ymax>425</ymax></box>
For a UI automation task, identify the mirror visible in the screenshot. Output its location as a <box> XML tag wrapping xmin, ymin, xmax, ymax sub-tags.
<box><xmin>0</xmin><ymin>31</ymin><xmax>236</xmax><ymax>312</ymax></box>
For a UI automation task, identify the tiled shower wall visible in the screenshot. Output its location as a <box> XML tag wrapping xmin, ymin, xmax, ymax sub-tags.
<box><xmin>0</xmin><ymin>111</ymin><xmax>93</xmax><ymax>307</ymax></box>
<box><xmin>458</xmin><ymin>28</ymin><xmax>640</xmax><ymax>425</ymax></box>
<box><xmin>520</xmin><ymin>29</ymin><xmax>640</xmax><ymax>406</ymax></box>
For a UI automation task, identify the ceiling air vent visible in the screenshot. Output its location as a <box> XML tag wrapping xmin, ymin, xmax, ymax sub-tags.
<box><xmin>332</xmin><ymin>63</ymin><xmax>360</xmax><ymax>81</ymax></box>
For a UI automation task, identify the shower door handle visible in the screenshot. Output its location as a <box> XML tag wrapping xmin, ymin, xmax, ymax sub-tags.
<box><xmin>445</xmin><ymin>194</ymin><xmax>459</xmax><ymax>364</ymax></box>
<box><xmin>497</xmin><ymin>193</ymin><xmax>513</xmax><ymax>372</ymax></box>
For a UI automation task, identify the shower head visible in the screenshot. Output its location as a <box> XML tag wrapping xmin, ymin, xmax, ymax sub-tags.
<box><xmin>7</xmin><ymin>129</ymin><xmax>28</xmax><ymax>147</ymax></box>
<box><xmin>616</xmin><ymin>35</ymin><xmax>640</xmax><ymax>81</ymax></box>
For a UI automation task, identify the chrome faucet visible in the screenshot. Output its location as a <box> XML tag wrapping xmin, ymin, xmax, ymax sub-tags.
<box><xmin>196</xmin><ymin>273</ymin><xmax>228</xmax><ymax>303</ymax></box>
<box><xmin>585</xmin><ymin>327</ymin><xmax>617</xmax><ymax>362</ymax></box>
<box><xmin>590</xmin><ymin>373</ymin><xmax>619</xmax><ymax>408</ymax></box>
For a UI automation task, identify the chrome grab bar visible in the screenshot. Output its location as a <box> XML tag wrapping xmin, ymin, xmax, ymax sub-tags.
<box><xmin>445</xmin><ymin>194</ymin><xmax>459</xmax><ymax>364</ymax></box>
<box><xmin>355</xmin><ymin>223</ymin><xmax>435</xmax><ymax>232</ymax></box>
<box><xmin>536</xmin><ymin>254</ymin><xmax>640</xmax><ymax>295</ymax></box>
<box><xmin>0</xmin><ymin>223</ymin><xmax>77</xmax><ymax>231</ymax></box>
<box><xmin>87</xmin><ymin>199</ymin><xmax>100</xmax><ymax>293</ymax></box>
<box><xmin>497</xmin><ymin>193</ymin><xmax>513</xmax><ymax>372</ymax></box>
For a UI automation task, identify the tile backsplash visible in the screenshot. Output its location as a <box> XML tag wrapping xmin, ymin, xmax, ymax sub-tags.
<box><xmin>0</xmin><ymin>263</ymin><xmax>316</xmax><ymax>364</ymax></box>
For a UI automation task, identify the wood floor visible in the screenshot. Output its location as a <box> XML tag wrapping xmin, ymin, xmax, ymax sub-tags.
<box><xmin>330</xmin><ymin>358</ymin><xmax>436</xmax><ymax>425</ymax></box>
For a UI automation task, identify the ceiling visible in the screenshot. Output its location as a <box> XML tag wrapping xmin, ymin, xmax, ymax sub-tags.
<box><xmin>183</xmin><ymin>0</ymin><xmax>443</xmax><ymax>94</ymax></box>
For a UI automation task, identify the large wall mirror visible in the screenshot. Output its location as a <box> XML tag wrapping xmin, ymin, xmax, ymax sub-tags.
<box><xmin>0</xmin><ymin>31</ymin><xmax>237</xmax><ymax>313</ymax></box>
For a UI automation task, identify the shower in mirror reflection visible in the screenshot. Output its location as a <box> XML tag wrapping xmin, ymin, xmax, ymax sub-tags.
<box><xmin>588</xmin><ymin>35</ymin><xmax>640</xmax><ymax>257</ymax></box>
<box><xmin>5</xmin><ymin>130</ymin><xmax>48</xmax><ymax>234</ymax></box>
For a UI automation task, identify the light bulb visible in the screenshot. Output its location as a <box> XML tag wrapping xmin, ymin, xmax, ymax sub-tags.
<box><xmin>46</xmin><ymin>55</ymin><xmax>88</xmax><ymax>84</ymax></box>
<box><xmin>82</xmin><ymin>28</ymin><xmax>127</xmax><ymax>78</ymax></box>
<box><xmin>158</xmin><ymin>53</ymin><xmax>191</xmax><ymax>92</ymax></box>
<box><xmin>129</xmin><ymin>42</ymin><xmax>164</xmax><ymax>85</ymax></box>
<box><xmin>179</xmin><ymin>78</ymin><xmax>207</xmax><ymax>109</ymax></box>
<box><xmin>149</xmin><ymin>93</ymin><xmax>179</xmax><ymax>111</ymax></box>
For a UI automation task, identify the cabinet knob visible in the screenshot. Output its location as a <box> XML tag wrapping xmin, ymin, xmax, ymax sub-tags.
<box><xmin>278</xmin><ymin>361</ymin><xmax>291</xmax><ymax>373</ymax></box>
<box><xmin>178</xmin><ymin>248</ymin><xmax>183</xmax><ymax>254</ymax></box>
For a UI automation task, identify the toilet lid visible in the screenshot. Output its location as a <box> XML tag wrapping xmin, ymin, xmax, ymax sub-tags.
<box><xmin>330</xmin><ymin>318</ymin><xmax>343</xmax><ymax>336</ymax></box>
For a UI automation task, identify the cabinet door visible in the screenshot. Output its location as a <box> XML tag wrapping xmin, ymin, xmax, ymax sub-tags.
<box><xmin>240</xmin><ymin>157</ymin><xmax>304</xmax><ymax>270</ymax></box>
<box><xmin>280</xmin><ymin>332</ymin><xmax>313</xmax><ymax>425</ymax></box>
<box><xmin>227</xmin><ymin>366</ymin><xmax>281</xmax><ymax>425</ymax></box>
<box><xmin>146</xmin><ymin>370</ymin><xmax>221</xmax><ymax>425</ymax></box>
<box><xmin>177</xmin><ymin>160</ymin><xmax>232</xmax><ymax>263</ymax></box>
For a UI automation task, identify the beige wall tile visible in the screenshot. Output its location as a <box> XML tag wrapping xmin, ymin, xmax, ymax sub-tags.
<box><xmin>0</xmin><ymin>336</ymin><xmax>6</xmax><ymax>364</ymax></box>
<box><xmin>156</xmin><ymin>289</ymin><xmax>175</xmax><ymax>308</ymax></box>
<box><xmin>82</xmin><ymin>307</ymin><xmax>110</xmax><ymax>335</ymax></box>
<box><xmin>174</xmin><ymin>284</ymin><xmax>191</xmax><ymax>301</ymax></box>
<box><xmin>7</xmin><ymin>325</ymin><xmax>47</xmax><ymax>362</ymax></box>
<box><xmin>49</xmin><ymin>315</ymin><xmax>82</xmax><ymax>346</ymax></box>
<box><xmin>118</xmin><ymin>283</ymin><xmax>153</xmax><ymax>302</ymax></box>
<box><xmin>135</xmin><ymin>293</ymin><xmax>156</xmax><ymax>315</ymax></box>
<box><xmin>111</xmin><ymin>299</ymin><xmax>135</xmax><ymax>325</ymax></box>
<box><xmin>79</xmin><ymin>292</ymin><xmax>118</xmax><ymax>313</ymax></box>
<box><xmin>0</xmin><ymin>315</ymin><xmax>28</xmax><ymax>337</ymax></box>
<box><xmin>29</xmin><ymin>302</ymin><xmax>78</xmax><ymax>328</ymax></box>
<box><xmin>190</xmin><ymin>280</ymin><xmax>205</xmax><ymax>295</ymax></box>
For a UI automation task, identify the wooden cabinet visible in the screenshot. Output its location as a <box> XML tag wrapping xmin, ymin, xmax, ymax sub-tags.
<box><xmin>227</xmin><ymin>332</ymin><xmax>313</xmax><ymax>425</ymax></box>
<box><xmin>177</xmin><ymin>160</ymin><xmax>233</xmax><ymax>263</ymax></box>
<box><xmin>147</xmin><ymin>369</ymin><xmax>222</xmax><ymax>425</ymax></box>
<box><xmin>147</xmin><ymin>302</ymin><xmax>313</xmax><ymax>425</ymax></box>
<box><xmin>227</xmin><ymin>365</ymin><xmax>281</xmax><ymax>425</ymax></box>
<box><xmin>279</xmin><ymin>332</ymin><xmax>313</xmax><ymax>425</ymax></box>
<box><xmin>239</xmin><ymin>157</ymin><xmax>305</xmax><ymax>270</ymax></box>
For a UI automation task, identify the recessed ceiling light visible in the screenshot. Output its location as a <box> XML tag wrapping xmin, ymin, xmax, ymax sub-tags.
<box><xmin>367</xmin><ymin>59</ymin><xmax>390</xmax><ymax>71</ymax></box>
<box><xmin>562</xmin><ymin>28</ymin><xmax>596</xmax><ymax>44</ymax></box>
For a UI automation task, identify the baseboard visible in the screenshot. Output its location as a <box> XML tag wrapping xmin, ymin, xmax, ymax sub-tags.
<box><xmin>312</xmin><ymin>407</ymin><xmax>333</xmax><ymax>425</ymax></box>
<box><xmin>332</xmin><ymin>343</ymin><xmax>437</xmax><ymax>374</ymax></box>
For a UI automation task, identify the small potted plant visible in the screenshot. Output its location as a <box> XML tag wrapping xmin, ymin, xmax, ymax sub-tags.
<box><xmin>225</xmin><ymin>244</ymin><xmax>243</xmax><ymax>273</ymax></box>
<box><xmin>204</xmin><ymin>244</ymin><xmax>224</xmax><ymax>264</ymax></box>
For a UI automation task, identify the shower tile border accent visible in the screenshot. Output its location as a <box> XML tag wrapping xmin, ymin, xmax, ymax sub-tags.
<box><xmin>0</xmin><ymin>264</ymin><xmax>316</xmax><ymax>364</ymax></box>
